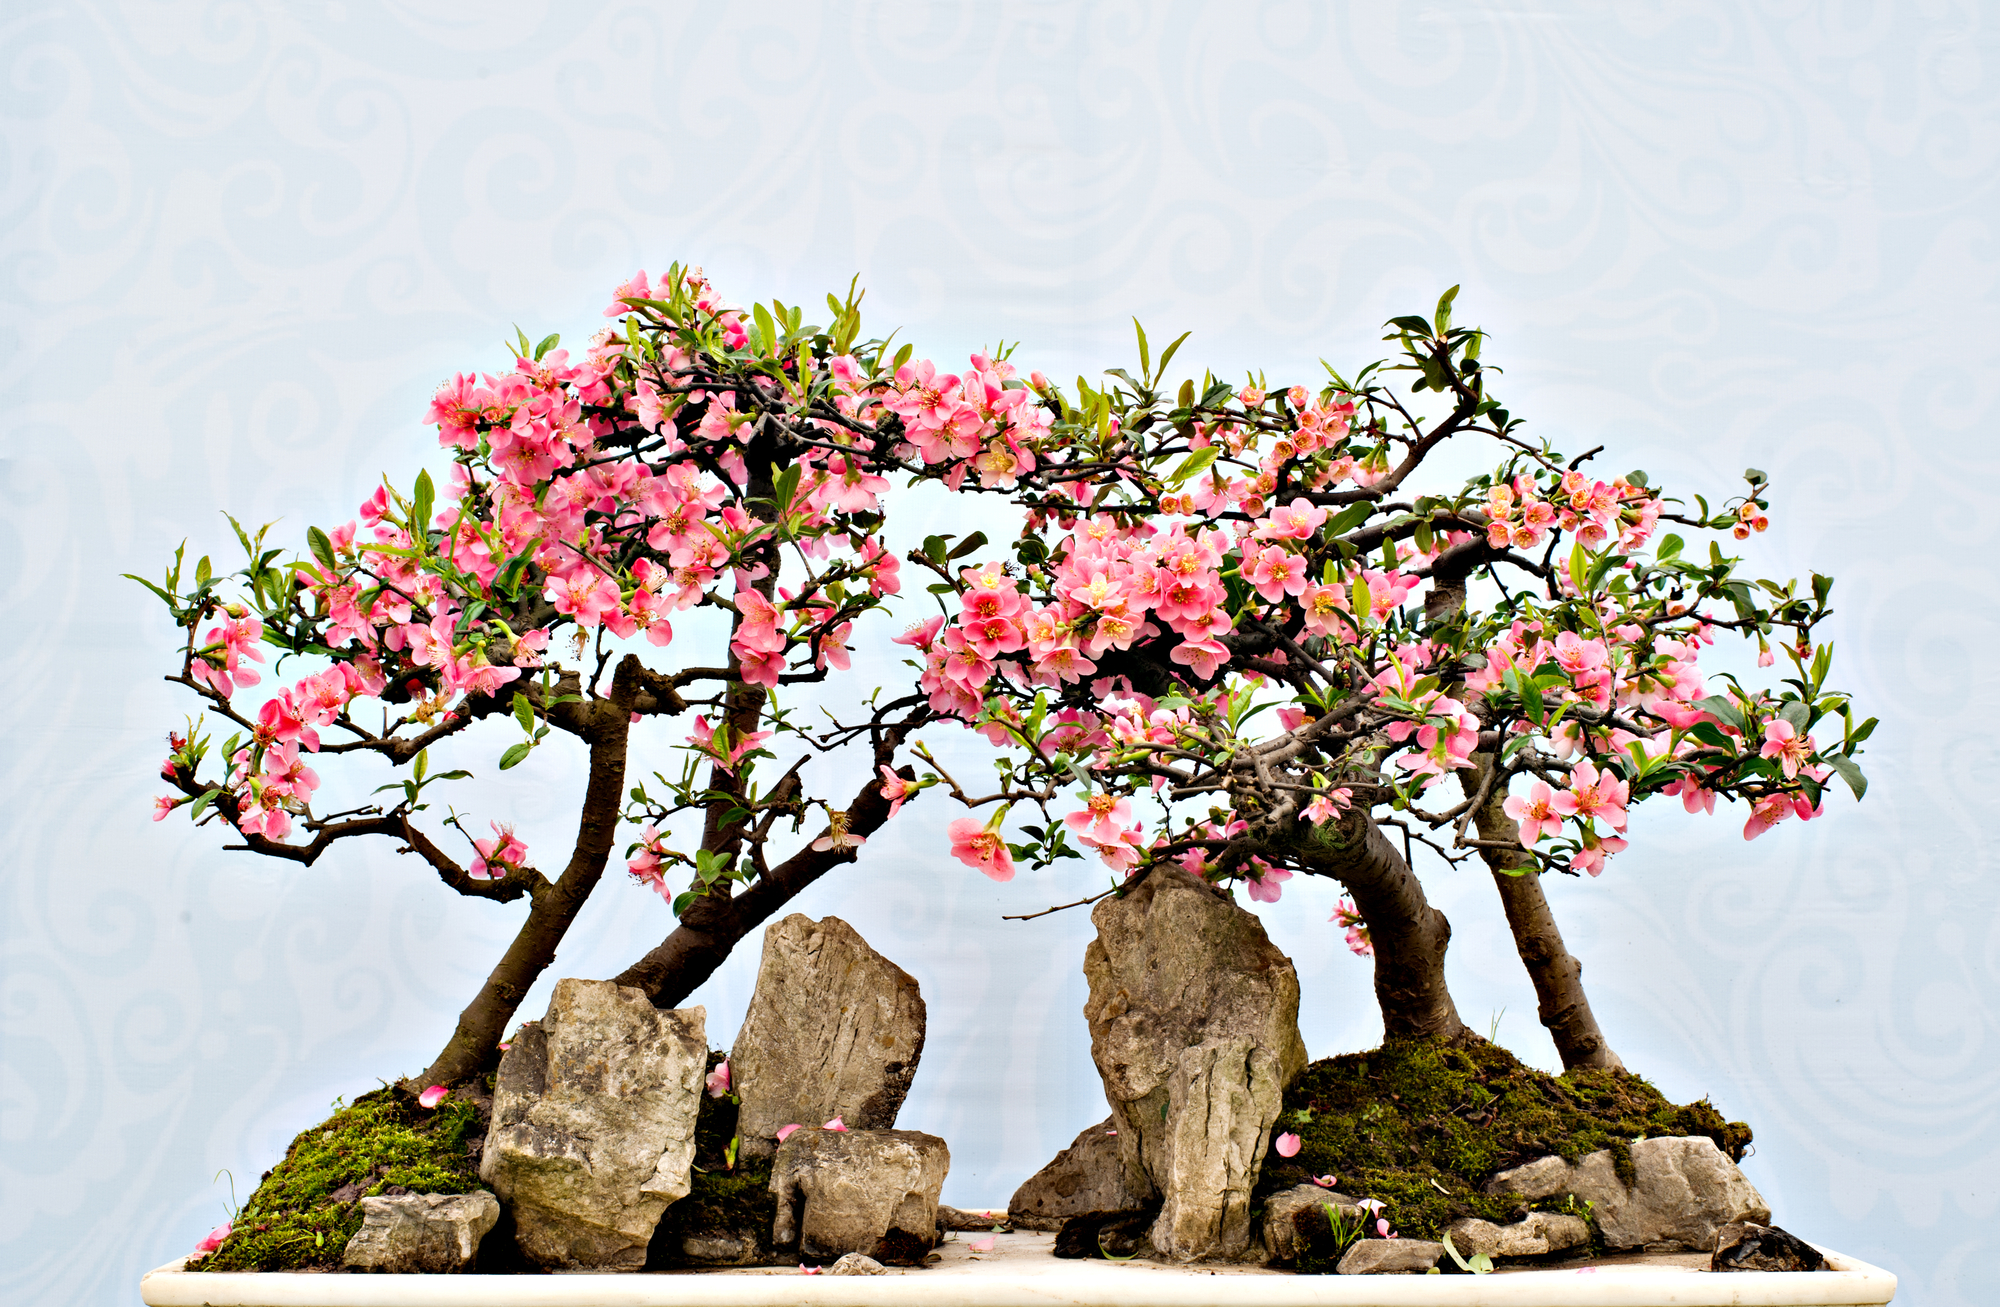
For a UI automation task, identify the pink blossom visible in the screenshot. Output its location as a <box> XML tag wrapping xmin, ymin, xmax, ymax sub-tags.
<box><xmin>1331</xmin><ymin>899</ymin><xmax>1372</xmax><ymax>957</ymax></box>
<box><xmin>1274</xmin><ymin>1132</ymin><xmax>1301</xmax><ymax>1158</ymax></box>
<box><xmin>1064</xmin><ymin>791</ymin><xmax>1134</xmax><ymax>845</ymax></box>
<box><xmin>706</xmin><ymin>1060</ymin><xmax>731</xmax><ymax>1098</ymax></box>
<box><xmin>152</xmin><ymin>796</ymin><xmax>177</xmax><ymax>821</ymax></box>
<box><xmin>470</xmin><ymin>822</ymin><xmax>528</xmax><ymax>880</ymax></box>
<box><xmin>1244</xmin><ymin>861</ymin><xmax>1293</xmax><ymax>903</ymax></box>
<box><xmin>1502</xmin><ymin>781</ymin><xmax>1563</xmax><ymax>845</ymax></box>
<box><xmin>1759</xmin><ymin>718</ymin><xmax>1815</xmax><ymax>780</ymax></box>
<box><xmin>947</xmin><ymin>816</ymin><xmax>1015</xmax><ymax>882</ymax></box>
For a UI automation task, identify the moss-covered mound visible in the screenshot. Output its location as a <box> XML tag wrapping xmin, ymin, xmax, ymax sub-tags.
<box><xmin>193</xmin><ymin>1086</ymin><xmax>485</xmax><ymax>1272</ymax></box>
<box><xmin>647</xmin><ymin>1051</ymin><xmax>780</xmax><ymax>1267</ymax></box>
<box><xmin>1257</xmin><ymin>1040</ymin><xmax>1751</xmax><ymax>1249</ymax></box>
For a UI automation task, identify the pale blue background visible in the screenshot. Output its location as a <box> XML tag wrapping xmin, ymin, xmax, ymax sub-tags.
<box><xmin>3</xmin><ymin>3</ymin><xmax>1995</xmax><ymax>1304</ymax></box>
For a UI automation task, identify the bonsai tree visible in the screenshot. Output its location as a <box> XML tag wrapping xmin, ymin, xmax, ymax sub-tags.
<box><xmin>891</xmin><ymin>289</ymin><xmax>1872</xmax><ymax>1073</ymax></box>
<box><xmin>137</xmin><ymin>265</ymin><xmax>1055</xmax><ymax>1092</ymax></box>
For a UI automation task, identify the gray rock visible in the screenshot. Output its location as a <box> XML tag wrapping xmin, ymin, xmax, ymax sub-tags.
<box><xmin>341</xmin><ymin>1191</ymin><xmax>499</xmax><ymax>1273</ymax></box>
<box><xmin>938</xmin><ymin>1204</ymin><xmax>1010</xmax><ymax>1231</ymax></box>
<box><xmin>1262</xmin><ymin>1185</ymin><xmax>1357</xmax><ymax>1263</ymax></box>
<box><xmin>1712</xmin><ymin>1221</ymin><xmax>1827</xmax><ymax>1273</ymax></box>
<box><xmin>1445</xmin><ymin>1211</ymin><xmax>1590</xmax><ymax>1260</ymax></box>
<box><xmin>1008</xmin><ymin>1117</ymin><xmax>1149</xmax><ymax>1231</ymax></box>
<box><xmin>732</xmin><ymin>916</ymin><xmax>926</xmax><ymax>1158</ymax></box>
<box><xmin>676</xmin><ymin>1232</ymin><xmax>761</xmax><ymax>1265</ymax></box>
<box><xmin>1336</xmin><ymin>1237</ymin><xmax>1445</xmax><ymax>1274</ymax></box>
<box><xmin>828</xmin><ymin>1252</ymin><xmax>888</xmax><ymax>1275</ymax></box>
<box><xmin>769</xmin><ymin>1127</ymin><xmax>949</xmax><ymax>1264</ymax></box>
<box><xmin>479</xmin><ymin>979</ymin><xmax>707</xmax><ymax>1269</ymax></box>
<box><xmin>1082</xmin><ymin>865</ymin><xmax>1309</xmax><ymax>1261</ymax></box>
<box><xmin>1486</xmin><ymin>1136</ymin><xmax>1769</xmax><ymax>1251</ymax></box>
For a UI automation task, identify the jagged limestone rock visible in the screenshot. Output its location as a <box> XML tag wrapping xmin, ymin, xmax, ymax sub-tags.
<box><xmin>769</xmin><ymin>1127</ymin><xmax>948</xmax><ymax>1264</ymax></box>
<box><xmin>1082</xmin><ymin>865</ymin><xmax>1308</xmax><ymax>1261</ymax></box>
<box><xmin>732</xmin><ymin>915</ymin><xmax>926</xmax><ymax>1158</ymax></box>
<box><xmin>479</xmin><ymin>980</ymin><xmax>706</xmax><ymax>1269</ymax></box>
<box><xmin>1337</xmin><ymin>1237</ymin><xmax>1445</xmax><ymax>1274</ymax></box>
<box><xmin>1486</xmin><ymin>1135</ymin><xmax>1769</xmax><ymax>1251</ymax></box>
<box><xmin>1007</xmin><ymin>1116</ymin><xmax>1149</xmax><ymax>1231</ymax></box>
<box><xmin>340</xmin><ymin>1191</ymin><xmax>499</xmax><ymax>1273</ymax></box>
<box><xmin>1445</xmin><ymin>1211</ymin><xmax>1590</xmax><ymax>1259</ymax></box>
<box><xmin>1263</xmin><ymin>1184</ymin><xmax>1357</xmax><ymax>1263</ymax></box>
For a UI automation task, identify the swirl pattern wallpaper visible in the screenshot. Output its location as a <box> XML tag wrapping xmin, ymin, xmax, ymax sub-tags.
<box><xmin>2</xmin><ymin>3</ymin><xmax>1994</xmax><ymax>1304</ymax></box>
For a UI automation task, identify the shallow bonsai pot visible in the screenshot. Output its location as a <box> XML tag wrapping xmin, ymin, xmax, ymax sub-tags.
<box><xmin>142</xmin><ymin>1227</ymin><xmax>1896</xmax><ymax>1307</ymax></box>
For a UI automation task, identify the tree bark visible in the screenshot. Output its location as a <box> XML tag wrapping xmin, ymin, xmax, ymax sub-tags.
<box><xmin>409</xmin><ymin>698</ymin><xmax>632</xmax><ymax>1089</ymax></box>
<box><xmin>610</xmin><ymin>754</ymin><xmax>909</xmax><ymax>1008</ymax></box>
<box><xmin>1273</xmin><ymin>807</ymin><xmax>1472</xmax><ymax>1045</ymax></box>
<box><xmin>1466</xmin><ymin>750</ymin><xmax>1624</xmax><ymax>1072</ymax></box>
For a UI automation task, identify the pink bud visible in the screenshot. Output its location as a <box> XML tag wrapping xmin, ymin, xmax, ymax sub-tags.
<box><xmin>418</xmin><ymin>1085</ymin><xmax>448</xmax><ymax>1109</ymax></box>
<box><xmin>1274</xmin><ymin>1131</ymin><xmax>1301</xmax><ymax>1157</ymax></box>
<box><xmin>705</xmin><ymin>1059</ymin><xmax>732</xmax><ymax>1098</ymax></box>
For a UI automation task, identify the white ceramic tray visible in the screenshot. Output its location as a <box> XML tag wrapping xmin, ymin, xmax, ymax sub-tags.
<box><xmin>141</xmin><ymin>1227</ymin><xmax>1897</xmax><ymax>1307</ymax></box>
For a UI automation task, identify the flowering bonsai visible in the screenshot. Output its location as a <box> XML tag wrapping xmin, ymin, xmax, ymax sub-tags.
<box><xmin>140</xmin><ymin>268</ymin><xmax>1869</xmax><ymax>1266</ymax></box>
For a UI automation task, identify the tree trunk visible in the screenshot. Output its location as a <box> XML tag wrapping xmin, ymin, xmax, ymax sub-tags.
<box><xmin>611</xmin><ymin>753</ymin><xmax>910</xmax><ymax>1008</ymax></box>
<box><xmin>1274</xmin><ymin>807</ymin><xmax>1472</xmax><ymax>1045</ymax></box>
<box><xmin>409</xmin><ymin>701</ymin><xmax>632</xmax><ymax>1089</ymax></box>
<box><xmin>1466</xmin><ymin>751</ymin><xmax>1624</xmax><ymax>1072</ymax></box>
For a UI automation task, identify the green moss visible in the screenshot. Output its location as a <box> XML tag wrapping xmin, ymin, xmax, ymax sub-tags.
<box><xmin>647</xmin><ymin>1051</ymin><xmax>779</xmax><ymax>1267</ymax></box>
<box><xmin>193</xmin><ymin>1087</ymin><xmax>485</xmax><ymax>1272</ymax></box>
<box><xmin>1258</xmin><ymin>1040</ymin><xmax>1752</xmax><ymax>1245</ymax></box>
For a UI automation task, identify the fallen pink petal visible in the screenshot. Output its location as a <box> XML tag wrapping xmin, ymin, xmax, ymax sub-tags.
<box><xmin>192</xmin><ymin>1221</ymin><xmax>231</xmax><ymax>1256</ymax></box>
<box><xmin>1274</xmin><ymin>1131</ymin><xmax>1301</xmax><ymax>1157</ymax></box>
<box><xmin>969</xmin><ymin>1236</ymin><xmax>996</xmax><ymax>1252</ymax></box>
<box><xmin>822</xmin><ymin>1116</ymin><xmax>847</xmax><ymax>1131</ymax></box>
<box><xmin>775</xmin><ymin>1123</ymin><xmax>802</xmax><ymax>1142</ymax></box>
<box><xmin>417</xmin><ymin>1085</ymin><xmax>448</xmax><ymax>1109</ymax></box>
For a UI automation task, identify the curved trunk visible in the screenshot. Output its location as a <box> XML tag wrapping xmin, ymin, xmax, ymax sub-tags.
<box><xmin>410</xmin><ymin>705</ymin><xmax>631</xmax><ymax>1089</ymax></box>
<box><xmin>1276</xmin><ymin>807</ymin><xmax>1471</xmax><ymax>1044</ymax></box>
<box><xmin>1467</xmin><ymin>751</ymin><xmax>1624</xmax><ymax>1072</ymax></box>
<box><xmin>611</xmin><ymin>752</ymin><xmax>908</xmax><ymax>1007</ymax></box>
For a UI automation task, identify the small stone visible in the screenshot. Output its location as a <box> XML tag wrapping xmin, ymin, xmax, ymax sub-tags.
<box><xmin>1485</xmin><ymin>1136</ymin><xmax>1769</xmax><ymax>1251</ymax></box>
<box><xmin>769</xmin><ymin>1126</ymin><xmax>949</xmax><ymax>1264</ymax></box>
<box><xmin>1712</xmin><ymin>1221</ymin><xmax>1827</xmax><ymax>1273</ymax></box>
<box><xmin>1445</xmin><ymin>1211</ymin><xmax>1590</xmax><ymax>1259</ymax></box>
<box><xmin>1083</xmin><ymin>865</ymin><xmax>1309</xmax><ymax>1261</ymax></box>
<box><xmin>1262</xmin><ymin>1185</ymin><xmax>1357</xmax><ymax>1263</ymax></box>
<box><xmin>1336</xmin><ymin>1237</ymin><xmax>1444</xmax><ymax>1275</ymax></box>
<box><xmin>341</xmin><ymin>1191</ymin><xmax>500</xmax><ymax>1273</ymax></box>
<box><xmin>1053</xmin><ymin>1211</ymin><xmax>1155</xmax><ymax>1260</ymax></box>
<box><xmin>1008</xmin><ymin>1117</ymin><xmax>1149</xmax><ymax>1231</ymax></box>
<box><xmin>732</xmin><ymin>916</ymin><xmax>926</xmax><ymax>1158</ymax></box>
<box><xmin>479</xmin><ymin>979</ymin><xmax>707</xmax><ymax>1270</ymax></box>
<box><xmin>828</xmin><ymin>1252</ymin><xmax>889</xmax><ymax>1275</ymax></box>
<box><xmin>677</xmin><ymin>1232</ymin><xmax>759</xmax><ymax>1265</ymax></box>
<box><xmin>938</xmin><ymin>1205</ymin><xmax>1010</xmax><ymax>1231</ymax></box>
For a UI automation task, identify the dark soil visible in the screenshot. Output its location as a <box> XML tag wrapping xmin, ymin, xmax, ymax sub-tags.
<box><xmin>1256</xmin><ymin>1039</ymin><xmax>1752</xmax><ymax>1263</ymax></box>
<box><xmin>646</xmin><ymin>1050</ymin><xmax>781</xmax><ymax>1268</ymax></box>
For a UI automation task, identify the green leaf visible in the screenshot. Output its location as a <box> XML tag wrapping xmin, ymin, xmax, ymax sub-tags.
<box><xmin>122</xmin><ymin>573</ymin><xmax>175</xmax><ymax>606</ymax></box>
<box><xmin>1156</xmin><ymin>330</ymin><xmax>1191</xmax><ymax>379</ymax></box>
<box><xmin>1166</xmin><ymin>445</ymin><xmax>1220</xmax><ymax>485</ymax></box>
<box><xmin>533</xmin><ymin>331</ymin><xmax>560</xmax><ymax>360</ymax></box>
<box><xmin>1387</xmin><ymin>314</ymin><xmax>1434</xmax><ymax>337</ymax></box>
<box><xmin>411</xmin><ymin>471</ymin><xmax>435</xmax><ymax>549</ymax></box>
<box><xmin>753</xmin><ymin>301</ymin><xmax>777</xmax><ymax>353</ymax></box>
<box><xmin>772</xmin><ymin>462</ymin><xmax>803</xmax><ymax>512</ymax></box>
<box><xmin>1824</xmin><ymin>753</ymin><xmax>1867</xmax><ymax>801</ymax></box>
<box><xmin>414</xmin><ymin>749</ymin><xmax>429</xmax><ymax>782</ymax></box>
<box><xmin>189</xmin><ymin>788</ymin><xmax>221</xmax><ymax>822</ymax></box>
<box><xmin>1132</xmin><ymin>317</ymin><xmax>1151</xmax><ymax>378</ymax></box>
<box><xmin>1325</xmin><ymin>502</ymin><xmax>1373</xmax><ymax>537</ymax></box>
<box><xmin>1693</xmin><ymin>695</ymin><xmax>1746</xmax><ymax>733</ymax></box>
<box><xmin>1655</xmin><ymin>533</ymin><xmax>1684</xmax><ymax>561</ymax></box>
<box><xmin>1687</xmin><ymin>721</ymin><xmax>1734</xmax><ymax>750</ymax></box>
<box><xmin>513</xmin><ymin>692</ymin><xmax>535</xmax><ymax>734</ymax></box>
<box><xmin>1434</xmin><ymin>285</ymin><xmax>1459</xmax><ymax>335</ymax></box>
<box><xmin>922</xmin><ymin>535</ymin><xmax>951</xmax><ymax>565</ymax></box>
<box><xmin>1779</xmin><ymin>700</ymin><xmax>1811</xmax><ymax>732</ymax></box>
<box><xmin>305</xmin><ymin>527</ymin><xmax>337</xmax><ymax>574</ymax></box>
<box><xmin>1567</xmin><ymin>539</ymin><xmax>1589</xmax><ymax>596</ymax></box>
<box><xmin>1350</xmin><ymin>577</ymin><xmax>1372</xmax><ymax>626</ymax></box>
<box><xmin>498</xmin><ymin>741</ymin><xmax>534</xmax><ymax>771</ymax></box>
<box><xmin>946</xmin><ymin>531</ymin><xmax>990</xmax><ymax>560</ymax></box>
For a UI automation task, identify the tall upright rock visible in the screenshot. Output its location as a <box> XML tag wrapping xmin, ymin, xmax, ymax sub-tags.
<box><xmin>479</xmin><ymin>979</ymin><xmax>706</xmax><ymax>1269</ymax></box>
<box><xmin>731</xmin><ymin>915</ymin><xmax>926</xmax><ymax>1157</ymax></box>
<box><xmin>1083</xmin><ymin>865</ymin><xmax>1308</xmax><ymax>1261</ymax></box>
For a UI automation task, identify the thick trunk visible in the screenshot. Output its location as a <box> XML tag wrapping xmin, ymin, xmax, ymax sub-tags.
<box><xmin>410</xmin><ymin>706</ymin><xmax>631</xmax><ymax>1089</ymax></box>
<box><xmin>1276</xmin><ymin>807</ymin><xmax>1471</xmax><ymax>1044</ymax></box>
<box><xmin>611</xmin><ymin>755</ymin><xmax>906</xmax><ymax>1007</ymax></box>
<box><xmin>1467</xmin><ymin>751</ymin><xmax>1624</xmax><ymax>1072</ymax></box>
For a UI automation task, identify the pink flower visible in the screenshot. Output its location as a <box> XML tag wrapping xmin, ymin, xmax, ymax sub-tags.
<box><xmin>1502</xmin><ymin>780</ymin><xmax>1563</xmax><ymax>844</ymax></box>
<box><xmin>470</xmin><ymin>822</ymin><xmax>528</xmax><ymax>881</ymax></box>
<box><xmin>152</xmin><ymin>796</ymin><xmax>177</xmax><ymax>821</ymax></box>
<box><xmin>878</xmin><ymin>766</ymin><xmax>914</xmax><ymax>818</ymax></box>
<box><xmin>822</xmin><ymin>1116</ymin><xmax>847</xmax><ymax>1132</ymax></box>
<box><xmin>1244</xmin><ymin>861</ymin><xmax>1292</xmax><ymax>903</ymax></box>
<box><xmin>1274</xmin><ymin>1132</ymin><xmax>1301</xmax><ymax>1157</ymax></box>
<box><xmin>191</xmin><ymin>1221</ymin><xmax>232</xmax><ymax>1258</ymax></box>
<box><xmin>417</xmin><ymin>1085</ymin><xmax>448</xmax><ymax>1109</ymax></box>
<box><xmin>706</xmin><ymin>1060</ymin><xmax>731</xmax><ymax>1098</ymax></box>
<box><xmin>776</xmin><ymin>1123</ymin><xmax>802</xmax><ymax>1142</ymax></box>
<box><xmin>948</xmin><ymin>816</ymin><xmax>1015</xmax><ymax>882</ymax></box>
<box><xmin>1063</xmin><ymin>791</ymin><xmax>1134</xmax><ymax>845</ymax></box>
<box><xmin>1759</xmin><ymin>718</ymin><xmax>1815</xmax><ymax>780</ymax></box>
<box><xmin>1331</xmin><ymin>898</ymin><xmax>1372</xmax><ymax>957</ymax></box>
